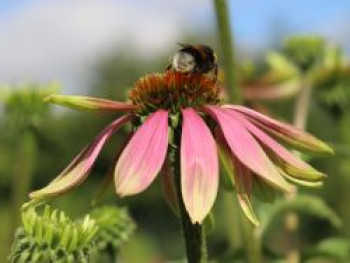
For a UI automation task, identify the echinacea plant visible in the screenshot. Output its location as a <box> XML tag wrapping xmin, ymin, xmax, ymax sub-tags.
<box><xmin>29</xmin><ymin>45</ymin><xmax>333</xmax><ymax>262</ymax></box>
<box><xmin>9</xmin><ymin>205</ymin><xmax>99</xmax><ymax>263</ymax></box>
<box><xmin>9</xmin><ymin>205</ymin><xmax>135</xmax><ymax>263</ymax></box>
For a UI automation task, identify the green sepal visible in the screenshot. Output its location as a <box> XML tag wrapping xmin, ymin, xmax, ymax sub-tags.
<box><xmin>203</xmin><ymin>212</ymin><xmax>215</xmax><ymax>235</ymax></box>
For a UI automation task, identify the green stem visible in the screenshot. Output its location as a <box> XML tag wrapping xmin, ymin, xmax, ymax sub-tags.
<box><xmin>284</xmin><ymin>210</ymin><xmax>300</xmax><ymax>263</ymax></box>
<box><xmin>9</xmin><ymin>131</ymin><xmax>37</xmax><ymax>247</ymax></box>
<box><xmin>213</xmin><ymin>1</ymin><xmax>262</xmax><ymax>262</ymax></box>
<box><xmin>213</xmin><ymin>0</ymin><xmax>242</xmax><ymax>104</ymax></box>
<box><xmin>241</xmin><ymin>215</ymin><xmax>263</xmax><ymax>263</ymax></box>
<box><xmin>222</xmin><ymin>193</ymin><xmax>242</xmax><ymax>249</ymax></box>
<box><xmin>293</xmin><ymin>75</ymin><xmax>312</xmax><ymax>130</ymax></box>
<box><xmin>171</xmin><ymin>129</ymin><xmax>207</xmax><ymax>263</ymax></box>
<box><xmin>284</xmin><ymin>75</ymin><xmax>312</xmax><ymax>263</ymax></box>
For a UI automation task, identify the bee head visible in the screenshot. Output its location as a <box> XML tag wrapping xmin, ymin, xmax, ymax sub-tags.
<box><xmin>169</xmin><ymin>44</ymin><xmax>217</xmax><ymax>75</ymax></box>
<box><xmin>171</xmin><ymin>50</ymin><xmax>196</xmax><ymax>73</ymax></box>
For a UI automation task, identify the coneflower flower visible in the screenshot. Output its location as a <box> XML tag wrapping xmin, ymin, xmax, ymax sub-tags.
<box><xmin>30</xmin><ymin>70</ymin><xmax>332</xmax><ymax>225</ymax></box>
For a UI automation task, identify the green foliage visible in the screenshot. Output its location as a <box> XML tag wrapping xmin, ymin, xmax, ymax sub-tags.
<box><xmin>316</xmin><ymin>71</ymin><xmax>350</xmax><ymax>115</ymax></box>
<box><xmin>260</xmin><ymin>195</ymin><xmax>342</xmax><ymax>242</ymax></box>
<box><xmin>9</xmin><ymin>206</ymin><xmax>99</xmax><ymax>263</ymax></box>
<box><xmin>1</xmin><ymin>83</ymin><xmax>59</xmax><ymax>131</ymax></box>
<box><xmin>250</xmin><ymin>39</ymin><xmax>350</xmax><ymax>114</ymax></box>
<box><xmin>90</xmin><ymin>205</ymin><xmax>136</xmax><ymax>257</ymax></box>
<box><xmin>302</xmin><ymin>237</ymin><xmax>350</xmax><ymax>261</ymax></box>
<box><xmin>266</xmin><ymin>52</ymin><xmax>299</xmax><ymax>79</ymax></box>
<box><xmin>0</xmin><ymin>84</ymin><xmax>61</xmax><ymax>247</ymax></box>
<box><xmin>239</xmin><ymin>36</ymin><xmax>327</xmax><ymax>102</ymax></box>
<box><xmin>312</xmin><ymin>46</ymin><xmax>350</xmax><ymax>116</ymax></box>
<box><xmin>282</xmin><ymin>35</ymin><xmax>325</xmax><ymax>72</ymax></box>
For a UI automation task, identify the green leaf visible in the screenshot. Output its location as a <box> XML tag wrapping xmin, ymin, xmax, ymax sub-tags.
<box><xmin>68</xmin><ymin>229</ymin><xmax>78</xmax><ymax>252</ymax></box>
<box><xmin>59</xmin><ymin>225</ymin><xmax>71</xmax><ymax>248</ymax></box>
<box><xmin>34</xmin><ymin>216</ymin><xmax>43</xmax><ymax>244</ymax></box>
<box><xmin>261</xmin><ymin>194</ymin><xmax>342</xmax><ymax>240</ymax></box>
<box><xmin>90</xmin><ymin>206</ymin><xmax>135</xmax><ymax>254</ymax></box>
<box><xmin>282</xmin><ymin>35</ymin><xmax>325</xmax><ymax>72</ymax></box>
<box><xmin>302</xmin><ymin>237</ymin><xmax>350</xmax><ymax>261</ymax></box>
<box><xmin>267</xmin><ymin>52</ymin><xmax>299</xmax><ymax>77</ymax></box>
<box><xmin>44</xmin><ymin>223</ymin><xmax>54</xmax><ymax>247</ymax></box>
<box><xmin>322</xmin><ymin>45</ymin><xmax>344</xmax><ymax>69</ymax></box>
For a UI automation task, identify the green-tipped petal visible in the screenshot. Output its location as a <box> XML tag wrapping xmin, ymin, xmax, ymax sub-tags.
<box><xmin>230</xmin><ymin>110</ymin><xmax>326</xmax><ymax>181</ymax></box>
<box><xmin>45</xmin><ymin>94</ymin><xmax>138</xmax><ymax>112</ymax></box>
<box><xmin>233</xmin><ymin>158</ymin><xmax>260</xmax><ymax>226</ymax></box>
<box><xmin>225</xmin><ymin>105</ymin><xmax>334</xmax><ymax>155</ymax></box>
<box><xmin>277</xmin><ymin>167</ymin><xmax>324</xmax><ymax>188</ymax></box>
<box><xmin>29</xmin><ymin>115</ymin><xmax>133</xmax><ymax>199</ymax></box>
<box><xmin>215</xmin><ymin>128</ymin><xmax>259</xmax><ymax>226</ymax></box>
<box><xmin>216</xmin><ymin>129</ymin><xmax>235</xmax><ymax>191</ymax></box>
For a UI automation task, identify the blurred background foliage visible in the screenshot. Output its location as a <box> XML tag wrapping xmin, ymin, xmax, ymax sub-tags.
<box><xmin>1</xmin><ymin>16</ymin><xmax>350</xmax><ymax>263</ymax></box>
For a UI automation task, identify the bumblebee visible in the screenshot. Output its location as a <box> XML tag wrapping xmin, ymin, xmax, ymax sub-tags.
<box><xmin>167</xmin><ymin>43</ymin><xmax>218</xmax><ymax>82</ymax></box>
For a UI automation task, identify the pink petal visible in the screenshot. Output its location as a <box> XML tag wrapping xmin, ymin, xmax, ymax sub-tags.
<box><xmin>29</xmin><ymin>114</ymin><xmax>133</xmax><ymax>199</ymax></box>
<box><xmin>228</xmin><ymin>110</ymin><xmax>325</xmax><ymax>181</ymax></box>
<box><xmin>224</xmin><ymin>105</ymin><xmax>333</xmax><ymax>154</ymax></box>
<box><xmin>45</xmin><ymin>94</ymin><xmax>139</xmax><ymax>112</ymax></box>
<box><xmin>181</xmin><ymin>108</ymin><xmax>219</xmax><ymax>224</ymax></box>
<box><xmin>204</xmin><ymin>106</ymin><xmax>293</xmax><ymax>193</ymax></box>
<box><xmin>115</xmin><ymin>110</ymin><xmax>169</xmax><ymax>196</ymax></box>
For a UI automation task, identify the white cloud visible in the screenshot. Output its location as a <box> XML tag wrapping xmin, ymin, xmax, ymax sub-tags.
<box><xmin>0</xmin><ymin>0</ymin><xmax>212</xmax><ymax>93</ymax></box>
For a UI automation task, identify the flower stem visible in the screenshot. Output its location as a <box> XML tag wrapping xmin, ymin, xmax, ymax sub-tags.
<box><xmin>285</xmin><ymin>75</ymin><xmax>313</xmax><ymax>263</ymax></box>
<box><xmin>171</xmin><ymin>129</ymin><xmax>207</xmax><ymax>263</ymax></box>
<box><xmin>241</xmin><ymin>213</ymin><xmax>263</xmax><ymax>263</ymax></box>
<box><xmin>9</xmin><ymin>131</ymin><xmax>37</xmax><ymax>250</ymax></box>
<box><xmin>213</xmin><ymin>0</ymin><xmax>241</xmax><ymax>250</ymax></box>
<box><xmin>222</xmin><ymin>193</ymin><xmax>243</xmax><ymax>249</ymax></box>
<box><xmin>213</xmin><ymin>0</ymin><xmax>242</xmax><ymax>104</ymax></box>
<box><xmin>213</xmin><ymin>1</ymin><xmax>263</xmax><ymax>262</ymax></box>
<box><xmin>293</xmin><ymin>75</ymin><xmax>312</xmax><ymax>130</ymax></box>
<box><xmin>212</xmin><ymin>1</ymin><xmax>241</xmax><ymax>246</ymax></box>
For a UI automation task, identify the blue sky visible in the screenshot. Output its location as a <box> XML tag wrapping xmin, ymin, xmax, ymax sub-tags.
<box><xmin>230</xmin><ymin>0</ymin><xmax>350</xmax><ymax>44</ymax></box>
<box><xmin>0</xmin><ymin>0</ymin><xmax>23</xmax><ymax>13</ymax></box>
